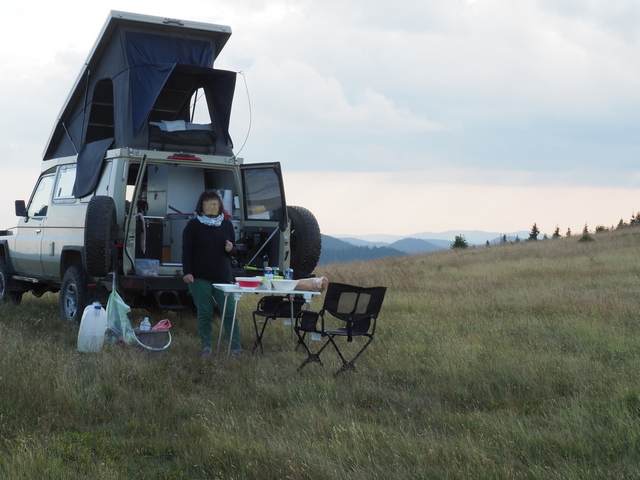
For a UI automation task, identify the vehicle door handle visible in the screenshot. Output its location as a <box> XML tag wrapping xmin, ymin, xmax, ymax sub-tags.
<box><xmin>36</xmin><ymin>229</ymin><xmax>42</xmax><ymax>234</ymax></box>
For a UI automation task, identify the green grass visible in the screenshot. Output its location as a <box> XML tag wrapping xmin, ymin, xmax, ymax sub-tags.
<box><xmin>3</xmin><ymin>228</ymin><xmax>640</xmax><ymax>478</ymax></box>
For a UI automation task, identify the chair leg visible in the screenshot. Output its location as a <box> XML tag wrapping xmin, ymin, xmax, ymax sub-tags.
<box><xmin>331</xmin><ymin>336</ymin><xmax>374</xmax><ymax>377</ymax></box>
<box><xmin>296</xmin><ymin>352</ymin><xmax>324</xmax><ymax>371</ymax></box>
<box><xmin>334</xmin><ymin>361</ymin><xmax>357</xmax><ymax>377</ymax></box>
<box><xmin>252</xmin><ymin>314</ymin><xmax>272</xmax><ymax>354</ymax></box>
<box><xmin>294</xmin><ymin>331</ymin><xmax>306</xmax><ymax>352</ymax></box>
<box><xmin>295</xmin><ymin>332</ymin><xmax>334</xmax><ymax>372</ymax></box>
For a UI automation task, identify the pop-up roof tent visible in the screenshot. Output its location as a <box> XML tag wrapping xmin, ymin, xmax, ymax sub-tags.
<box><xmin>43</xmin><ymin>11</ymin><xmax>236</xmax><ymax>163</ymax></box>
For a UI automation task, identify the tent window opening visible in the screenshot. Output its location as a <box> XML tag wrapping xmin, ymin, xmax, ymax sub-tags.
<box><xmin>149</xmin><ymin>73</ymin><xmax>198</xmax><ymax>124</ymax></box>
<box><xmin>190</xmin><ymin>88</ymin><xmax>211</xmax><ymax>124</ymax></box>
<box><xmin>86</xmin><ymin>79</ymin><xmax>115</xmax><ymax>144</ymax></box>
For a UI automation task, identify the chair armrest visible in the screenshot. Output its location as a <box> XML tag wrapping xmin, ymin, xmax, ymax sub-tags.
<box><xmin>295</xmin><ymin>310</ymin><xmax>324</xmax><ymax>332</ymax></box>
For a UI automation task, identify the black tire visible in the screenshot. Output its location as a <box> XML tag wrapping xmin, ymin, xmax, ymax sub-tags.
<box><xmin>59</xmin><ymin>265</ymin><xmax>87</xmax><ymax>322</ymax></box>
<box><xmin>0</xmin><ymin>257</ymin><xmax>23</xmax><ymax>305</ymax></box>
<box><xmin>85</xmin><ymin>196</ymin><xmax>118</xmax><ymax>277</ymax></box>
<box><xmin>288</xmin><ymin>205</ymin><xmax>322</xmax><ymax>274</ymax></box>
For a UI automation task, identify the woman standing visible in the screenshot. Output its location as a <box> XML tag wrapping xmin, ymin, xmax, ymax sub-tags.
<box><xmin>182</xmin><ymin>190</ymin><xmax>242</xmax><ymax>358</ymax></box>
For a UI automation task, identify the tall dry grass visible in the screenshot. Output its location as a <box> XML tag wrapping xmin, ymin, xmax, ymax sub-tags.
<box><xmin>2</xmin><ymin>228</ymin><xmax>640</xmax><ymax>478</ymax></box>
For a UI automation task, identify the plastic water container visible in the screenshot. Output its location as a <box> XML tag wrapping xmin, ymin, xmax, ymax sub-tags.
<box><xmin>78</xmin><ymin>302</ymin><xmax>107</xmax><ymax>352</ymax></box>
<box><xmin>140</xmin><ymin>317</ymin><xmax>151</xmax><ymax>331</ymax></box>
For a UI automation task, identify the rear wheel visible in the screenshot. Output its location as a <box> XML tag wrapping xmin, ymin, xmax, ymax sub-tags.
<box><xmin>288</xmin><ymin>205</ymin><xmax>322</xmax><ymax>275</ymax></box>
<box><xmin>85</xmin><ymin>196</ymin><xmax>118</xmax><ymax>277</ymax></box>
<box><xmin>60</xmin><ymin>265</ymin><xmax>87</xmax><ymax>322</ymax></box>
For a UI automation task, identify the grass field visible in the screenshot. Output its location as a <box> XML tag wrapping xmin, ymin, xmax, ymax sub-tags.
<box><xmin>3</xmin><ymin>228</ymin><xmax>640</xmax><ymax>478</ymax></box>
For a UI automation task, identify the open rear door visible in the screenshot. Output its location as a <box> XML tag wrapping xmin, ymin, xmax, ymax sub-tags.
<box><xmin>240</xmin><ymin>163</ymin><xmax>288</xmax><ymax>270</ymax></box>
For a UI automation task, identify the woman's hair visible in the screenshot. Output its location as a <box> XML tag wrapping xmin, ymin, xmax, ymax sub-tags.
<box><xmin>195</xmin><ymin>190</ymin><xmax>223</xmax><ymax>216</ymax></box>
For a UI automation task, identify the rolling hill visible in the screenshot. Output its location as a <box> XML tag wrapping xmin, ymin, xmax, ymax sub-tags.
<box><xmin>319</xmin><ymin>235</ymin><xmax>407</xmax><ymax>265</ymax></box>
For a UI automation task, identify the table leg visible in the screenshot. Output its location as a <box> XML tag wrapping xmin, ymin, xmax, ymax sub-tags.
<box><xmin>226</xmin><ymin>292</ymin><xmax>243</xmax><ymax>357</ymax></box>
<box><xmin>289</xmin><ymin>295</ymin><xmax>295</xmax><ymax>344</ymax></box>
<box><xmin>216</xmin><ymin>292</ymin><xmax>229</xmax><ymax>358</ymax></box>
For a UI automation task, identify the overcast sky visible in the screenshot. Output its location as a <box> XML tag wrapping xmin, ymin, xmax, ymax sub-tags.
<box><xmin>2</xmin><ymin>0</ymin><xmax>640</xmax><ymax>238</ymax></box>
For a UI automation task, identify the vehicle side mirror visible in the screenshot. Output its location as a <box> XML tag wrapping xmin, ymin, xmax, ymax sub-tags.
<box><xmin>15</xmin><ymin>200</ymin><xmax>27</xmax><ymax>217</ymax></box>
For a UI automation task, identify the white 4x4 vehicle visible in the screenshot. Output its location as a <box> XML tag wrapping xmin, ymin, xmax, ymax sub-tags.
<box><xmin>0</xmin><ymin>11</ymin><xmax>321</xmax><ymax>321</ymax></box>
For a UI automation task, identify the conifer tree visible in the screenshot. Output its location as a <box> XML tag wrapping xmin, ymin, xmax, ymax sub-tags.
<box><xmin>528</xmin><ymin>223</ymin><xmax>540</xmax><ymax>241</ymax></box>
<box><xmin>579</xmin><ymin>224</ymin><xmax>594</xmax><ymax>243</ymax></box>
<box><xmin>451</xmin><ymin>234</ymin><xmax>468</xmax><ymax>249</ymax></box>
<box><xmin>552</xmin><ymin>225</ymin><xmax>561</xmax><ymax>239</ymax></box>
<box><xmin>566</xmin><ymin>227</ymin><xmax>572</xmax><ymax>237</ymax></box>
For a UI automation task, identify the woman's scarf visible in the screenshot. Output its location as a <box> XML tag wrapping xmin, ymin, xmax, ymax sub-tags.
<box><xmin>197</xmin><ymin>213</ymin><xmax>224</xmax><ymax>227</ymax></box>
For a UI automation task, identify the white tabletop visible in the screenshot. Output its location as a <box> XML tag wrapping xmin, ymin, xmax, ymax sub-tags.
<box><xmin>213</xmin><ymin>284</ymin><xmax>322</xmax><ymax>298</ymax></box>
<box><xmin>212</xmin><ymin>283</ymin><xmax>322</xmax><ymax>357</ymax></box>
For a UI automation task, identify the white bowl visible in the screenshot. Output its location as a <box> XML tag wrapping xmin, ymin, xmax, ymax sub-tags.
<box><xmin>270</xmin><ymin>279</ymin><xmax>300</xmax><ymax>291</ymax></box>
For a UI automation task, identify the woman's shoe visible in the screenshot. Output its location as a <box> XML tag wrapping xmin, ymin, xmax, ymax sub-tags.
<box><xmin>201</xmin><ymin>347</ymin><xmax>212</xmax><ymax>359</ymax></box>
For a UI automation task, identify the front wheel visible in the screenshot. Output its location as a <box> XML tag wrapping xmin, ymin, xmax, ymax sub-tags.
<box><xmin>0</xmin><ymin>257</ymin><xmax>23</xmax><ymax>305</ymax></box>
<box><xmin>59</xmin><ymin>265</ymin><xmax>87</xmax><ymax>322</ymax></box>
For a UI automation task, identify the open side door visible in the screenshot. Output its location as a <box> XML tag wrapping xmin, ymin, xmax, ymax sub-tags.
<box><xmin>122</xmin><ymin>155</ymin><xmax>148</xmax><ymax>274</ymax></box>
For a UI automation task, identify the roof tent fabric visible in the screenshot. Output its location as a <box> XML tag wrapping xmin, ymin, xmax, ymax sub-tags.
<box><xmin>174</xmin><ymin>65</ymin><xmax>236</xmax><ymax>152</ymax></box>
<box><xmin>42</xmin><ymin>12</ymin><xmax>234</xmax><ymax>161</ymax></box>
<box><xmin>72</xmin><ymin>137</ymin><xmax>114</xmax><ymax>198</ymax></box>
<box><xmin>125</xmin><ymin>32</ymin><xmax>213</xmax><ymax>135</ymax></box>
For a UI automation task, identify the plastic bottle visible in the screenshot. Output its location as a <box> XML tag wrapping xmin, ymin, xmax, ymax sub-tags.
<box><xmin>264</xmin><ymin>267</ymin><xmax>274</xmax><ymax>281</ymax></box>
<box><xmin>140</xmin><ymin>317</ymin><xmax>151</xmax><ymax>331</ymax></box>
<box><xmin>77</xmin><ymin>302</ymin><xmax>108</xmax><ymax>352</ymax></box>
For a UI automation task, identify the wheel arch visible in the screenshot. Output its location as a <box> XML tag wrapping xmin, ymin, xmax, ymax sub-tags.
<box><xmin>59</xmin><ymin>246</ymin><xmax>87</xmax><ymax>280</ymax></box>
<box><xmin>0</xmin><ymin>241</ymin><xmax>16</xmax><ymax>273</ymax></box>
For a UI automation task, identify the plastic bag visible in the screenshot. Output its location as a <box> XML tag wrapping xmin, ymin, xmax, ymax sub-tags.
<box><xmin>152</xmin><ymin>319</ymin><xmax>172</xmax><ymax>331</ymax></box>
<box><xmin>294</xmin><ymin>276</ymin><xmax>329</xmax><ymax>292</ymax></box>
<box><xmin>104</xmin><ymin>288</ymin><xmax>136</xmax><ymax>345</ymax></box>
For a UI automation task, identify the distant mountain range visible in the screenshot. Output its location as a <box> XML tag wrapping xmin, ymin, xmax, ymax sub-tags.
<box><xmin>334</xmin><ymin>230</ymin><xmax>532</xmax><ymax>245</ymax></box>
<box><xmin>318</xmin><ymin>230</ymin><xmax>532</xmax><ymax>265</ymax></box>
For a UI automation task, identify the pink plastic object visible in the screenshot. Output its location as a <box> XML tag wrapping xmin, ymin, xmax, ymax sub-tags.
<box><xmin>236</xmin><ymin>277</ymin><xmax>262</xmax><ymax>288</ymax></box>
<box><xmin>152</xmin><ymin>319</ymin><xmax>172</xmax><ymax>331</ymax></box>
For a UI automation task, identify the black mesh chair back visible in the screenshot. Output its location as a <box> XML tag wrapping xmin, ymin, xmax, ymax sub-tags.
<box><xmin>294</xmin><ymin>282</ymin><xmax>387</xmax><ymax>377</ymax></box>
<box><xmin>252</xmin><ymin>295</ymin><xmax>306</xmax><ymax>354</ymax></box>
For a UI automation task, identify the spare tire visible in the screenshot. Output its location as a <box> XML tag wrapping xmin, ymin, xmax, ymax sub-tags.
<box><xmin>85</xmin><ymin>196</ymin><xmax>118</xmax><ymax>277</ymax></box>
<box><xmin>288</xmin><ymin>205</ymin><xmax>321</xmax><ymax>274</ymax></box>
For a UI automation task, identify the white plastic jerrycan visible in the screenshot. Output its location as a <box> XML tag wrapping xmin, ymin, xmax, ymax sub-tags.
<box><xmin>78</xmin><ymin>302</ymin><xmax>108</xmax><ymax>352</ymax></box>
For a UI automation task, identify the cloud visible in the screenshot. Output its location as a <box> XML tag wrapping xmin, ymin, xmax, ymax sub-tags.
<box><xmin>228</xmin><ymin>56</ymin><xmax>444</xmax><ymax>170</ymax></box>
<box><xmin>1</xmin><ymin>1</ymin><xmax>640</xmax><ymax>237</ymax></box>
<box><xmin>245</xmin><ymin>57</ymin><xmax>443</xmax><ymax>133</ymax></box>
<box><xmin>223</xmin><ymin>0</ymin><xmax>640</xmax><ymax>177</ymax></box>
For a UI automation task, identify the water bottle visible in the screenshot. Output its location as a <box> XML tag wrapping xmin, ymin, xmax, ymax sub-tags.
<box><xmin>140</xmin><ymin>317</ymin><xmax>151</xmax><ymax>331</ymax></box>
<box><xmin>78</xmin><ymin>302</ymin><xmax>108</xmax><ymax>352</ymax></box>
<box><xmin>264</xmin><ymin>267</ymin><xmax>273</xmax><ymax>281</ymax></box>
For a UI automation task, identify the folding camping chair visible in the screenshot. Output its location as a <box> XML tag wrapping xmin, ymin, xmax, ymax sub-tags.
<box><xmin>294</xmin><ymin>282</ymin><xmax>387</xmax><ymax>377</ymax></box>
<box><xmin>252</xmin><ymin>295</ymin><xmax>306</xmax><ymax>353</ymax></box>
